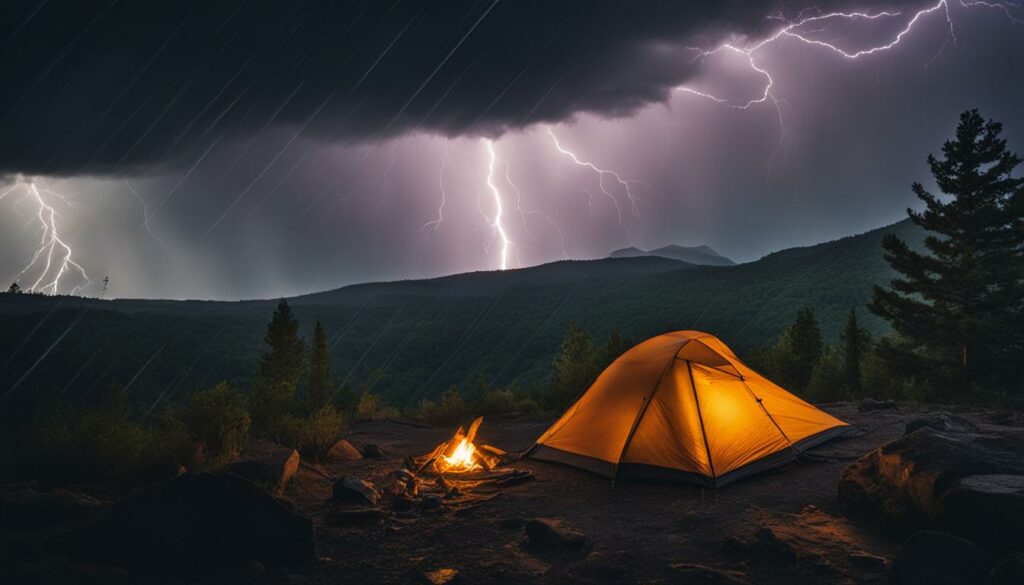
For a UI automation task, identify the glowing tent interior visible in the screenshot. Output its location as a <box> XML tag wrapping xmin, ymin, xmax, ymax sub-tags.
<box><xmin>528</xmin><ymin>331</ymin><xmax>850</xmax><ymax>487</ymax></box>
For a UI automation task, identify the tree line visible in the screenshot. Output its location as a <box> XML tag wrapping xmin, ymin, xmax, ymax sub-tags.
<box><xmin>749</xmin><ymin>110</ymin><xmax>1023</xmax><ymax>403</ymax></box>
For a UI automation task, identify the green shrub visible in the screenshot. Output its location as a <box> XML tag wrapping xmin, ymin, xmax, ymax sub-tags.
<box><xmin>474</xmin><ymin>388</ymin><xmax>540</xmax><ymax>417</ymax></box>
<box><xmin>31</xmin><ymin>385</ymin><xmax>187</xmax><ymax>485</ymax></box>
<box><xmin>355</xmin><ymin>391</ymin><xmax>398</xmax><ymax>421</ymax></box>
<box><xmin>180</xmin><ymin>381</ymin><xmax>251</xmax><ymax>467</ymax></box>
<box><xmin>414</xmin><ymin>386</ymin><xmax>469</xmax><ymax>426</ymax></box>
<box><xmin>805</xmin><ymin>345</ymin><xmax>847</xmax><ymax>402</ymax></box>
<box><xmin>274</xmin><ymin>404</ymin><xmax>345</xmax><ymax>462</ymax></box>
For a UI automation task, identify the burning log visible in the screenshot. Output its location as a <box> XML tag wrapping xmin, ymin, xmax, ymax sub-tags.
<box><xmin>414</xmin><ymin>417</ymin><xmax>504</xmax><ymax>475</ymax></box>
<box><xmin>334</xmin><ymin>416</ymin><xmax>536</xmax><ymax>523</ymax></box>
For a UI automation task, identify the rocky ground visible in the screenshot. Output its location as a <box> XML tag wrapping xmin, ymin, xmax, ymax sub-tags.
<box><xmin>2</xmin><ymin>402</ymin><xmax>1023</xmax><ymax>584</ymax></box>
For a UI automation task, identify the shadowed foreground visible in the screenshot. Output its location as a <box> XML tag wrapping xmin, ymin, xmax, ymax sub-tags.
<box><xmin>5</xmin><ymin>403</ymin><xmax>1023</xmax><ymax>584</ymax></box>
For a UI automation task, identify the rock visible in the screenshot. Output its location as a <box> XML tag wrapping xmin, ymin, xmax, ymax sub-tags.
<box><xmin>243</xmin><ymin>560</ymin><xmax>267</xmax><ymax>580</ymax></box>
<box><xmin>0</xmin><ymin>486</ymin><xmax>103</xmax><ymax>529</ymax></box>
<box><xmin>392</xmin><ymin>493</ymin><xmax>416</xmax><ymax>512</ymax></box>
<box><xmin>933</xmin><ymin>474</ymin><xmax>1024</xmax><ymax>552</ymax></box>
<box><xmin>858</xmin><ymin>398</ymin><xmax>897</xmax><ymax>412</ymax></box>
<box><xmin>331</xmin><ymin>476</ymin><xmax>380</xmax><ymax>506</ymax></box>
<box><xmin>990</xmin><ymin>552</ymin><xmax>1024</xmax><ymax>585</ymax></box>
<box><xmin>904</xmin><ymin>412</ymin><xmax>980</xmax><ymax>436</ymax></box>
<box><xmin>420</xmin><ymin>494</ymin><xmax>444</xmax><ymax>511</ymax></box>
<box><xmin>668</xmin><ymin>563</ymin><xmax>745</xmax><ymax>584</ymax></box>
<box><xmin>229</xmin><ymin>439</ymin><xmax>300</xmax><ymax>496</ymax></box>
<box><xmin>64</xmin><ymin>473</ymin><xmax>315</xmax><ymax>566</ymax></box>
<box><xmin>362</xmin><ymin>443</ymin><xmax>387</xmax><ymax>459</ymax></box>
<box><xmin>890</xmin><ymin>531</ymin><xmax>989</xmax><ymax>585</ymax></box>
<box><xmin>324</xmin><ymin>509</ymin><xmax>385</xmax><ymax>527</ymax></box>
<box><xmin>327</xmin><ymin>439</ymin><xmax>363</xmax><ymax>462</ymax></box>
<box><xmin>752</xmin><ymin>527</ymin><xmax>797</xmax><ymax>562</ymax></box>
<box><xmin>847</xmin><ymin>552</ymin><xmax>887</xmax><ymax>571</ymax></box>
<box><xmin>988</xmin><ymin>410</ymin><xmax>1024</xmax><ymax>427</ymax></box>
<box><xmin>720</xmin><ymin>536</ymin><xmax>755</xmax><ymax>558</ymax></box>
<box><xmin>420</xmin><ymin>568</ymin><xmax>464</xmax><ymax>584</ymax></box>
<box><xmin>496</xmin><ymin>517</ymin><xmax>524</xmax><ymax>530</ymax></box>
<box><xmin>523</xmin><ymin>518</ymin><xmax>591</xmax><ymax>552</ymax></box>
<box><xmin>838</xmin><ymin>427</ymin><xmax>1024</xmax><ymax>534</ymax></box>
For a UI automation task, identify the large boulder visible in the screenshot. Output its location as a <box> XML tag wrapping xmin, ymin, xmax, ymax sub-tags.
<box><xmin>228</xmin><ymin>439</ymin><xmax>300</xmax><ymax>496</ymax></box>
<box><xmin>904</xmin><ymin>412</ymin><xmax>980</xmax><ymax>436</ymax></box>
<box><xmin>890</xmin><ymin>531</ymin><xmax>989</xmax><ymax>585</ymax></box>
<box><xmin>65</xmin><ymin>473</ymin><xmax>314</xmax><ymax>567</ymax></box>
<box><xmin>990</xmin><ymin>552</ymin><xmax>1024</xmax><ymax>585</ymax></box>
<box><xmin>327</xmin><ymin>439</ymin><xmax>363</xmax><ymax>462</ymax></box>
<box><xmin>331</xmin><ymin>476</ymin><xmax>380</xmax><ymax>506</ymax></box>
<box><xmin>933</xmin><ymin>474</ymin><xmax>1024</xmax><ymax>552</ymax></box>
<box><xmin>838</xmin><ymin>427</ymin><xmax>1024</xmax><ymax>534</ymax></box>
<box><xmin>0</xmin><ymin>486</ymin><xmax>103</xmax><ymax>529</ymax></box>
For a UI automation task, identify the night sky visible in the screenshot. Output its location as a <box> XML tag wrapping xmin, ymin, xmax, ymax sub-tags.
<box><xmin>1</xmin><ymin>0</ymin><xmax>1022</xmax><ymax>300</ymax></box>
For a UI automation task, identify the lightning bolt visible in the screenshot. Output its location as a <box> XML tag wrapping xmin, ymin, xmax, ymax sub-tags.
<box><xmin>546</xmin><ymin>127</ymin><xmax>644</xmax><ymax>246</ymax></box>
<box><xmin>4</xmin><ymin>178</ymin><xmax>90</xmax><ymax>295</ymax></box>
<box><xmin>505</xmin><ymin>158</ymin><xmax>569</xmax><ymax>260</ymax></box>
<box><xmin>482</xmin><ymin>139</ymin><xmax>512</xmax><ymax>270</ymax></box>
<box><xmin>123</xmin><ymin>180</ymin><xmax>164</xmax><ymax>249</ymax></box>
<box><xmin>419</xmin><ymin>141</ymin><xmax>448</xmax><ymax>232</ymax></box>
<box><xmin>665</xmin><ymin>0</ymin><xmax>1022</xmax><ymax>177</ymax></box>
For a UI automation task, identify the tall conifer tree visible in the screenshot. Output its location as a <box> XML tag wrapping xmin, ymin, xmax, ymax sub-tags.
<box><xmin>307</xmin><ymin>321</ymin><xmax>333</xmax><ymax>412</ymax></box>
<box><xmin>871</xmin><ymin>110</ymin><xmax>1024</xmax><ymax>395</ymax></box>
<box><xmin>253</xmin><ymin>299</ymin><xmax>306</xmax><ymax>430</ymax></box>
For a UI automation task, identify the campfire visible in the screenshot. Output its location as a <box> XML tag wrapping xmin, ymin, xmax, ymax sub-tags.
<box><xmin>440</xmin><ymin>437</ymin><xmax>480</xmax><ymax>472</ymax></box>
<box><xmin>419</xmin><ymin>416</ymin><xmax>506</xmax><ymax>475</ymax></box>
<box><xmin>327</xmin><ymin>416</ymin><xmax>533</xmax><ymax>528</ymax></box>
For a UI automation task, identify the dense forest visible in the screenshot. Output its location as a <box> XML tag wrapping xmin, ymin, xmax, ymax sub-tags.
<box><xmin>0</xmin><ymin>218</ymin><xmax>924</xmax><ymax>418</ymax></box>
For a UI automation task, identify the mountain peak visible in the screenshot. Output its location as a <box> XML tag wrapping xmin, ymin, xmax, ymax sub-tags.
<box><xmin>608</xmin><ymin>244</ymin><xmax>735</xmax><ymax>266</ymax></box>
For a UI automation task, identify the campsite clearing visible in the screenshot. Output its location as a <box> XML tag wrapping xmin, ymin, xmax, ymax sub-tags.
<box><xmin>283</xmin><ymin>403</ymin><xmax>989</xmax><ymax>584</ymax></box>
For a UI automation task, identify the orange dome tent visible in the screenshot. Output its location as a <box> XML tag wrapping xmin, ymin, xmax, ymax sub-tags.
<box><xmin>528</xmin><ymin>331</ymin><xmax>849</xmax><ymax>487</ymax></box>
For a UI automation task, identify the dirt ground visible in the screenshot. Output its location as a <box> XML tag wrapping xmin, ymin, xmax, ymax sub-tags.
<box><xmin>278</xmin><ymin>403</ymin><xmax>985</xmax><ymax>584</ymax></box>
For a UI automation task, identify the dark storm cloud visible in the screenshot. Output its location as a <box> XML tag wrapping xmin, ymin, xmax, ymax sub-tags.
<box><xmin>0</xmin><ymin>0</ymin><xmax>926</xmax><ymax>177</ymax></box>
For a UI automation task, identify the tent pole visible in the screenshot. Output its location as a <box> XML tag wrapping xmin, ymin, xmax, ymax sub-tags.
<box><xmin>611</xmin><ymin>348</ymin><xmax>679</xmax><ymax>483</ymax></box>
<box><xmin>687</xmin><ymin>360</ymin><xmax>717</xmax><ymax>488</ymax></box>
<box><xmin>740</xmin><ymin>379</ymin><xmax>797</xmax><ymax>455</ymax></box>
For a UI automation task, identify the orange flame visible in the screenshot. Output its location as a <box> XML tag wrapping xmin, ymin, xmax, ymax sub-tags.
<box><xmin>439</xmin><ymin>437</ymin><xmax>481</xmax><ymax>472</ymax></box>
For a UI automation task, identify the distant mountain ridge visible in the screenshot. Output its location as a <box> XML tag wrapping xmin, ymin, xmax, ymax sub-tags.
<box><xmin>0</xmin><ymin>218</ymin><xmax>925</xmax><ymax>410</ymax></box>
<box><xmin>609</xmin><ymin>244</ymin><xmax>735</xmax><ymax>266</ymax></box>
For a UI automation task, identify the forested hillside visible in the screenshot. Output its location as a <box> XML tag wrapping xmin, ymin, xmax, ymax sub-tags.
<box><xmin>0</xmin><ymin>219</ymin><xmax>923</xmax><ymax>412</ymax></box>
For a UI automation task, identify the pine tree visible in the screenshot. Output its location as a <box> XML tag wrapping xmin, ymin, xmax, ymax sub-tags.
<box><xmin>839</xmin><ymin>309</ymin><xmax>870</xmax><ymax>398</ymax></box>
<box><xmin>870</xmin><ymin>110</ymin><xmax>1024</xmax><ymax>395</ymax></box>
<box><xmin>306</xmin><ymin>321</ymin><xmax>333</xmax><ymax>412</ymax></box>
<box><xmin>771</xmin><ymin>307</ymin><xmax>823</xmax><ymax>391</ymax></box>
<box><xmin>550</xmin><ymin>322</ymin><xmax>598</xmax><ymax>409</ymax></box>
<box><xmin>601</xmin><ymin>329</ymin><xmax>632</xmax><ymax>367</ymax></box>
<box><xmin>252</xmin><ymin>299</ymin><xmax>306</xmax><ymax>431</ymax></box>
<box><xmin>7</xmin><ymin>282</ymin><xmax>22</xmax><ymax>294</ymax></box>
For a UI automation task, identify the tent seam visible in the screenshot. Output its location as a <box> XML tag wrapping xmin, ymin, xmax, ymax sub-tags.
<box><xmin>739</xmin><ymin>378</ymin><xmax>797</xmax><ymax>454</ymax></box>
<box><xmin>687</xmin><ymin>360</ymin><xmax>717</xmax><ymax>487</ymax></box>
<box><xmin>611</xmin><ymin>341</ymin><xmax>686</xmax><ymax>483</ymax></box>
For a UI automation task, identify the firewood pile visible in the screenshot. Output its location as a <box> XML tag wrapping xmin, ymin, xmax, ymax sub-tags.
<box><xmin>325</xmin><ymin>417</ymin><xmax>533</xmax><ymax>527</ymax></box>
